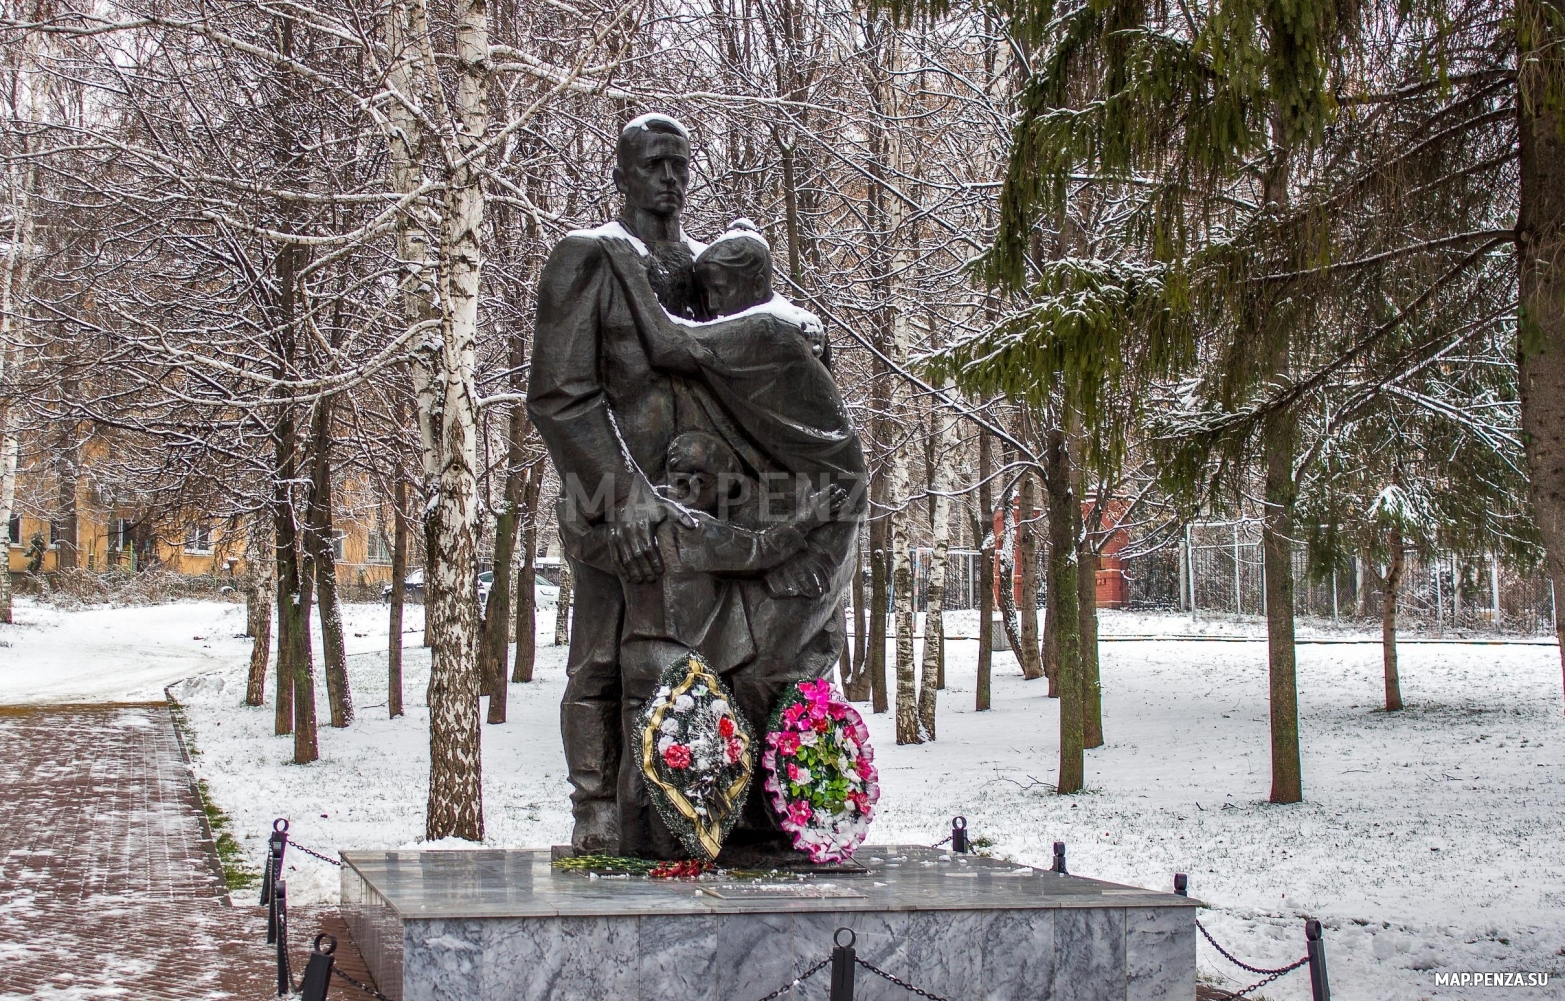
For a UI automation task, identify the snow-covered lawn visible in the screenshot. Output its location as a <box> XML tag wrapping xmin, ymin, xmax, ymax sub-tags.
<box><xmin>3</xmin><ymin>597</ymin><xmax>1560</xmax><ymax>999</ymax></box>
<box><xmin>0</xmin><ymin>598</ymin><xmax>257</xmax><ymax>704</ymax></box>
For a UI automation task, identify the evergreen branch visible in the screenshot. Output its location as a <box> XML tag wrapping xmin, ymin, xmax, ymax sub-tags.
<box><xmin>1257</xmin><ymin>228</ymin><xmax>1514</xmax><ymax>283</ymax></box>
<box><xmin>1166</xmin><ymin>234</ymin><xmax>1506</xmax><ymax>449</ymax></box>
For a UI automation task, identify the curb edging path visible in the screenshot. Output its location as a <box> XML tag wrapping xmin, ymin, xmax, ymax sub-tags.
<box><xmin>0</xmin><ymin>702</ymin><xmax>379</xmax><ymax>999</ymax></box>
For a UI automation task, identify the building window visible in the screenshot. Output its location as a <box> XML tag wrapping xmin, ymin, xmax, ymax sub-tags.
<box><xmin>49</xmin><ymin>519</ymin><xmax>64</xmax><ymax>548</ymax></box>
<box><xmin>113</xmin><ymin>518</ymin><xmax>133</xmax><ymax>551</ymax></box>
<box><xmin>332</xmin><ymin>530</ymin><xmax>345</xmax><ymax>562</ymax></box>
<box><xmin>7</xmin><ymin>515</ymin><xmax>19</xmax><ymax>546</ymax></box>
<box><xmin>184</xmin><ymin>521</ymin><xmax>213</xmax><ymax>554</ymax></box>
<box><xmin>366</xmin><ymin>530</ymin><xmax>392</xmax><ymax>564</ymax></box>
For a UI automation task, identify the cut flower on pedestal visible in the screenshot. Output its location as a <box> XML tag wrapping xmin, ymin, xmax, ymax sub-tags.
<box><xmin>762</xmin><ymin>678</ymin><xmax>879</xmax><ymax>863</ymax></box>
<box><xmin>636</xmin><ymin>653</ymin><xmax>754</xmax><ymax>860</ymax></box>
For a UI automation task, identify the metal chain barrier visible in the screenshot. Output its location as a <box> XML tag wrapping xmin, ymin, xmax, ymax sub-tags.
<box><xmin>257</xmin><ymin>821</ymin><xmax>1335</xmax><ymax>1001</ymax></box>
<box><xmin>746</xmin><ymin>956</ymin><xmax>831</xmax><ymax>1001</ymax></box>
<box><xmin>1196</xmin><ymin>918</ymin><xmax>1311</xmax><ymax>999</ymax></box>
<box><xmin>1196</xmin><ymin>918</ymin><xmax>1309</xmax><ymax>977</ymax></box>
<box><xmin>1176</xmin><ymin>874</ymin><xmax>1329</xmax><ymax>1001</ymax></box>
<box><xmin>332</xmin><ymin>965</ymin><xmax>396</xmax><ymax>1001</ymax></box>
<box><xmin>290</xmin><ymin>841</ymin><xmax>344</xmax><ymax>867</ymax></box>
<box><xmin>854</xmin><ymin>958</ymin><xmax>957</xmax><ymax>1001</ymax></box>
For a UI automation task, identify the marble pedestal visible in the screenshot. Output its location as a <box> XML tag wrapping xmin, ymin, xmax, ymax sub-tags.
<box><xmin>339</xmin><ymin>847</ymin><xmax>1197</xmax><ymax>1001</ymax></box>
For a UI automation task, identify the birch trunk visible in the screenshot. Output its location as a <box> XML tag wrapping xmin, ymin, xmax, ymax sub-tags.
<box><xmin>245</xmin><ymin>517</ymin><xmax>273</xmax><ymax>707</ymax></box>
<box><xmin>891</xmin><ymin>466</ymin><xmax>919</xmax><ymax>744</ymax></box>
<box><xmin>917</xmin><ymin>383</ymin><xmax>955</xmax><ymax>739</ymax></box>
<box><xmin>384</xmin><ymin>0</ymin><xmax>431</xmax><ymax>718</ymax></box>
<box><xmin>553</xmin><ymin>558</ymin><xmax>572</xmax><ymax>645</ymax></box>
<box><xmin>417</xmin><ymin>0</ymin><xmax>489</xmax><ymax>842</ymax></box>
<box><xmin>884</xmin><ymin>41</ymin><xmax>920</xmax><ymax>745</ymax></box>
<box><xmin>0</xmin><ymin>197</ymin><xmax>31</xmax><ymax>623</ymax></box>
<box><xmin>996</xmin><ymin>477</ymin><xmax>1026</xmax><ymax>664</ymax></box>
<box><xmin>0</xmin><ymin>27</ymin><xmax>43</xmax><ymax>619</ymax></box>
<box><xmin>847</xmin><ymin>546</ymin><xmax>869</xmax><ymax>700</ymax></box>
<box><xmin>389</xmin><ymin>463</ymin><xmax>410</xmax><ymax>718</ymax></box>
<box><xmin>868</xmin><ymin>478</ymin><xmax>890</xmax><ymax>713</ymax></box>
<box><xmin>0</xmin><ymin>435</ymin><xmax>16</xmax><ymax>624</ymax></box>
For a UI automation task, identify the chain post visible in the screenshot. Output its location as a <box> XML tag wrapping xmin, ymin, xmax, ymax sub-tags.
<box><xmin>950</xmin><ymin>816</ymin><xmax>968</xmax><ymax>854</ymax></box>
<box><xmin>264</xmin><ymin>817</ymin><xmax>290</xmax><ymax>910</ymax></box>
<box><xmin>274</xmin><ymin>879</ymin><xmax>292</xmax><ymax>997</ymax></box>
<box><xmin>1306</xmin><ymin>920</ymin><xmax>1330</xmax><ymax>1001</ymax></box>
<box><xmin>300</xmin><ymin>933</ymin><xmax>337</xmax><ymax>1001</ymax></box>
<box><xmin>830</xmin><ymin>927</ymin><xmax>856</xmax><ymax>1001</ymax></box>
<box><xmin>273</xmin><ymin>818</ymin><xmax>290</xmax><ymax>875</ymax></box>
<box><xmin>262</xmin><ymin>818</ymin><xmax>288</xmax><ymax>906</ymax></box>
<box><xmin>1174</xmin><ymin>873</ymin><xmax>1188</xmax><ymax>896</ymax></box>
<box><xmin>1051</xmin><ymin>841</ymin><xmax>1067</xmax><ymax>874</ymax></box>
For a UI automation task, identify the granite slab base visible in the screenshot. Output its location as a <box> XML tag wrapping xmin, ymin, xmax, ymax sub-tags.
<box><xmin>339</xmin><ymin>847</ymin><xmax>1197</xmax><ymax>1001</ymax></box>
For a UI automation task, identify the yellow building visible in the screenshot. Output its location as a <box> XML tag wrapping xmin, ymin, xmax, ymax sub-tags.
<box><xmin>5</xmin><ymin>467</ymin><xmax>399</xmax><ymax>594</ymax></box>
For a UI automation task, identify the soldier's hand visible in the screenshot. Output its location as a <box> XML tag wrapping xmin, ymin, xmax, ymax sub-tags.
<box><xmin>610</xmin><ymin>492</ymin><xmax>666</xmax><ymax>584</ymax></box>
<box><xmin>765</xmin><ymin>548</ymin><xmax>834</xmax><ymax>599</ymax></box>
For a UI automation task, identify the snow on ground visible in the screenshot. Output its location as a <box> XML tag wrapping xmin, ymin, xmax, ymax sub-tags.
<box><xmin>0</xmin><ymin>598</ymin><xmax>257</xmax><ymax>704</ymax></box>
<box><xmin>5</xmin><ymin>600</ymin><xmax>1561</xmax><ymax>999</ymax></box>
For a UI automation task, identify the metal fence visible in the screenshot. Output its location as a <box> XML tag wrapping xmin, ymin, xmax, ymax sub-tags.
<box><xmin>875</xmin><ymin>529</ymin><xmax>1559</xmax><ymax>635</ymax></box>
<box><xmin>1157</xmin><ymin>520</ymin><xmax>1560</xmax><ymax>634</ymax></box>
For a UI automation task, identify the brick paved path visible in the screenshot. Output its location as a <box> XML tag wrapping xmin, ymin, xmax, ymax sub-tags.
<box><xmin>0</xmin><ymin>703</ymin><xmax>379</xmax><ymax>1000</ymax></box>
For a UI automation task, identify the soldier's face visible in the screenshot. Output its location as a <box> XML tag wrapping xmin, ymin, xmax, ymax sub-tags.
<box><xmin>614</xmin><ymin>133</ymin><xmax>690</xmax><ymax>219</ymax></box>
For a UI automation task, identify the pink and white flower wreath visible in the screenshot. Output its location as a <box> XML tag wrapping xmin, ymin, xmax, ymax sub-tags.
<box><xmin>761</xmin><ymin>678</ymin><xmax>880</xmax><ymax>863</ymax></box>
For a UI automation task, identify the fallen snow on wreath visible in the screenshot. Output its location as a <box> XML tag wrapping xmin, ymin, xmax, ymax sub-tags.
<box><xmin>763</xmin><ymin>678</ymin><xmax>879</xmax><ymax>863</ymax></box>
<box><xmin>637</xmin><ymin>653</ymin><xmax>754</xmax><ymax>860</ymax></box>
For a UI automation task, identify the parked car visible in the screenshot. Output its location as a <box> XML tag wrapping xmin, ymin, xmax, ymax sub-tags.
<box><xmin>381</xmin><ymin>567</ymin><xmax>426</xmax><ymax>603</ymax></box>
<box><xmin>384</xmin><ymin>568</ymin><xmax>560</xmax><ymax>613</ymax></box>
<box><xmin>533</xmin><ymin>574</ymin><xmax>560</xmax><ymax>610</ymax></box>
<box><xmin>481</xmin><ymin>572</ymin><xmax>561</xmax><ymax>612</ymax></box>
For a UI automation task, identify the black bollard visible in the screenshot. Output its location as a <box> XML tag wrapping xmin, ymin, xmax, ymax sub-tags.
<box><xmin>300</xmin><ymin>933</ymin><xmax>337</xmax><ymax>1001</ymax></box>
<box><xmin>274</xmin><ymin>880</ymin><xmax>291</xmax><ymax>997</ymax></box>
<box><xmin>1306</xmin><ymin>920</ymin><xmax>1330</xmax><ymax>1001</ymax></box>
<box><xmin>830</xmin><ymin>927</ymin><xmax>856</xmax><ymax>1001</ymax></box>
<box><xmin>1052</xmin><ymin>841</ymin><xmax>1067</xmax><ymax>874</ymax></box>
<box><xmin>1174</xmin><ymin>873</ymin><xmax>1188</xmax><ymax>896</ymax></box>
<box><xmin>951</xmin><ymin>816</ymin><xmax>968</xmax><ymax>854</ymax></box>
<box><xmin>262</xmin><ymin>818</ymin><xmax>289</xmax><ymax>908</ymax></box>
